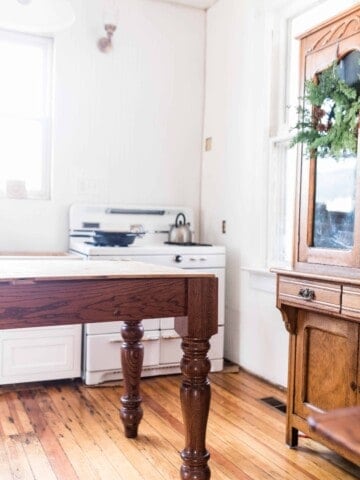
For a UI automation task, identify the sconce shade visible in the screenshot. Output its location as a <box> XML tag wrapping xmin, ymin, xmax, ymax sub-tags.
<box><xmin>0</xmin><ymin>0</ymin><xmax>75</xmax><ymax>34</ymax></box>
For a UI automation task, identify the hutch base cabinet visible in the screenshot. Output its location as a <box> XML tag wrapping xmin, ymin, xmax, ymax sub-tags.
<box><xmin>275</xmin><ymin>271</ymin><xmax>360</xmax><ymax>466</ymax></box>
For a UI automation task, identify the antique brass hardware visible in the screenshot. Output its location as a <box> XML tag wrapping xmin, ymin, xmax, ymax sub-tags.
<box><xmin>298</xmin><ymin>288</ymin><xmax>315</xmax><ymax>301</ymax></box>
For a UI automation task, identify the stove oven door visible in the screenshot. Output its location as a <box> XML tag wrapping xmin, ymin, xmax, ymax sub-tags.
<box><xmin>83</xmin><ymin>319</ymin><xmax>160</xmax><ymax>385</ymax></box>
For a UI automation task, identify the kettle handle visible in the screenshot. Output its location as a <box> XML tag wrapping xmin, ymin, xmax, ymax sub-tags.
<box><xmin>175</xmin><ymin>213</ymin><xmax>186</xmax><ymax>226</ymax></box>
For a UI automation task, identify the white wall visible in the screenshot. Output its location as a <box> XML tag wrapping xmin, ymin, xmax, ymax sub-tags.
<box><xmin>0</xmin><ymin>0</ymin><xmax>205</xmax><ymax>252</ymax></box>
<box><xmin>200</xmin><ymin>0</ymin><xmax>288</xmax><ymax>387</ymax></box>
<box><xmin>201</xmin><ymin>0</ymin><xmax>360</xmax><ymax>387</ymax></box>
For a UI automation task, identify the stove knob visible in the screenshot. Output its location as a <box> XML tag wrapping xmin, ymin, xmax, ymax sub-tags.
<box><xmin>174</xmin><ymin>255</ymin><xmax>183</xmax><ymax>263</ymax></box>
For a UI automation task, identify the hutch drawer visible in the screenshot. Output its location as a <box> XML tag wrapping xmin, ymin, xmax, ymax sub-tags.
<box><xmin>342</xmin><ymin>286</ymin><xmax>360</xmax><ymax>318</ymax></box>
<box><xmin>278</xmin><ymin>276</ymin><xmax>341</xmax><ymax>313</ymax></box>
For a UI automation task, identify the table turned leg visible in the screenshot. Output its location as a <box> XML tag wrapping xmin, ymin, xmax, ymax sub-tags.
<box><xmin>179</xmin><ymin>337</ymin><xmax>212</xmax><ymax>480</ymax></box>
<box><xmin>119</xmin><ymin>320</ymin><xmax>144</xmax><ymax>438</ymax></box>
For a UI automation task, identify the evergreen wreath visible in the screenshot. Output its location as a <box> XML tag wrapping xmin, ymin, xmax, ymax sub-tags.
<box><xmin>291</xmin><ymin>61</ymin><xmax>360</xmax><ymax>158</ymax></box>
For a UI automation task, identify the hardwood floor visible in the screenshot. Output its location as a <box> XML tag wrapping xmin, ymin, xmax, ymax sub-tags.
<box><xmin>0</xmin><ymin>370</ymin><xmax>359</xmax><ymax>479</ymax></box>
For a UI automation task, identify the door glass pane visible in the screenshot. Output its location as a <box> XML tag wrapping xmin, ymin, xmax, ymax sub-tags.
<box><xmin>313</xmin><ymin>155</ymin><xmax>356</xmax><ymax>249</ymax></box>
<box><xmin>311</xmin><ymin>50</ymin><xmax>360</xmax><ymax>250</ymax></box>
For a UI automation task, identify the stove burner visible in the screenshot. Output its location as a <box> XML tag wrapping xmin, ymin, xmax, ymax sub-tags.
<box><xmin>164</xmin><ymin>241</ymin><xmax>212</xmax><ymax>247</ymax></box>
<box><xmin>85</xmin><ymin>241</ymin><xmax>130</xmax><ymax>247</ymax></box>
<box><xmin>82</xmin><ymin>230</ymin><xmax>142</xmax><ymax>247</ymax></box>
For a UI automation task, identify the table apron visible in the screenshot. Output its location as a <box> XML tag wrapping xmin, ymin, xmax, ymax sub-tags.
<box><xmin>0</xmin><ymin>278</ymin><xmax>187</xmax><ymax>328</ymax></box>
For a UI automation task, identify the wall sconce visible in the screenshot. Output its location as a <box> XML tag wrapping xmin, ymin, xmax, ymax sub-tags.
<box><xmin>98</xmin><ymin>0</ymin><xmax>119</xmax><ymax>54</ymax></box>
<box><xmin>98</xmin><ymin>24</ymin><xmax>117</xmax><ymax>53</ymax></box>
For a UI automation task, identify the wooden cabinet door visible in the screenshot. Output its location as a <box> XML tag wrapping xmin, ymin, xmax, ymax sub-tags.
<box><xmin>294</xmin><ymin>311</ymin><xmax>358</xmax><ymax>420</ymax></box>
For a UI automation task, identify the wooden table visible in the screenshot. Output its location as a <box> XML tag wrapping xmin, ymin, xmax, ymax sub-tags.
<box><xmin>308</xmin><ymin>407</ymin><xmax>360</xmax><ymax>465</ymax></box>
<box><xmin>0</xmin><ymin>259</ymin><xmax>218</xmax><ymax>480</ymax></box>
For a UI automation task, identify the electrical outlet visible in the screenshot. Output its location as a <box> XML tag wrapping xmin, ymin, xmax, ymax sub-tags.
<box><xmin>205</xmin><ymin>137</ymin><xmax>212</xmax><ymax>151</ymax></box>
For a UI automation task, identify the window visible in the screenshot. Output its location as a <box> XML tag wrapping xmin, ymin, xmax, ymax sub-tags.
<box><xmin>0</xmin><ymin>29</ymin><xmax>53</xmax><ymax>199</ymax></box>
<box><xmin>267</xmin><ymin>0</ymin><xmax>358</xmax><ymax>268</ymax></box>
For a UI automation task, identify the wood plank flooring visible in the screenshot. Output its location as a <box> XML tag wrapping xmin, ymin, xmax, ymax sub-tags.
<box><xmin>0</xmin><ymin>370</ymin><xmax>359</xmax><ymax>479</ymax></box>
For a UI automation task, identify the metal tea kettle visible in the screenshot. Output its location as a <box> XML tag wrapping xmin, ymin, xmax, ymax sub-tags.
<box><xmin>168</xmin><ymin>213</ymin><xmax>192</xmax><ymax>244</ymax></box>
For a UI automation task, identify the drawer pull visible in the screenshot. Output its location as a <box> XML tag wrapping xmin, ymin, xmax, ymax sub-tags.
<box><xmin>298</xmin><ymin>288</ymin><xmax>315</xmax><ymax>301</ymax></box>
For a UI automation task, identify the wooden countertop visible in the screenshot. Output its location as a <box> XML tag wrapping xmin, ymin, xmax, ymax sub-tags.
<box><xmin>272</xmin><ymin>266</ymin><xmax>360</xmax><ymax>287</ymax></box>
<box><xmin>0</xmin><ymin>259</ymin><xmax>213</xmax><ymax>283</ymax></box>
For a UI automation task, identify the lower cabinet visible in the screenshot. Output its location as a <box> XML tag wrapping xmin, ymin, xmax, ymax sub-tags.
<box><xmin>0</xmin><ymin>325</ymin><xmax>82</xmax><ymax>384</ymax></box>
<box><xmin>293</xmin><ymin>311</ymin><xmax>358</xmax><ymax>422</ymax></box>
<box><xmin>276</xmin><ymin>272</ymin><xmax>360</xmax><ymax>463</ymax></box>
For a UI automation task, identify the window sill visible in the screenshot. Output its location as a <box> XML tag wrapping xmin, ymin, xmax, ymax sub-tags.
<box><xmin>240</xmin><ymin>267</ymin><xmax>276</xmax><ymax>294</ymax></box>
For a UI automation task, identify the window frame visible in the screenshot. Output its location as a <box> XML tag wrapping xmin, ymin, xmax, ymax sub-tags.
<box><xmin>0</xmin><ymin>28</ymin><xmax>53</xmax><ymax>200</ymax></box>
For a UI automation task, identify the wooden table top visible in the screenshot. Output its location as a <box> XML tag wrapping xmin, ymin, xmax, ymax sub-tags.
<box><xmin>0</xmin><ymin>259</ymin><xmax>213</xmax><ymax>283</ymax></box>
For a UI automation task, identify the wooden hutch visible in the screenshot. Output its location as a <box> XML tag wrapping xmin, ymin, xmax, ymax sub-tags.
<box><xmin>274</xmin><ymin>5</ymin><xmax>360</xmax><ymax>465</ymax></box>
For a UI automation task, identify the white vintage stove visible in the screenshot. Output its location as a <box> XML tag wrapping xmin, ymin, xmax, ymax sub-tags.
<box><xmin>69</xmin><ymin>204</ymin><xmax>226</xmax><ymax>385</ymax></box>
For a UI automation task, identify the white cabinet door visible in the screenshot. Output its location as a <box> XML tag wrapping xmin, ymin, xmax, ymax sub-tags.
<box><xmin>0</xmin><ymin>325</ymin><xmax>82</xmax><ymax>384</ymax></box>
